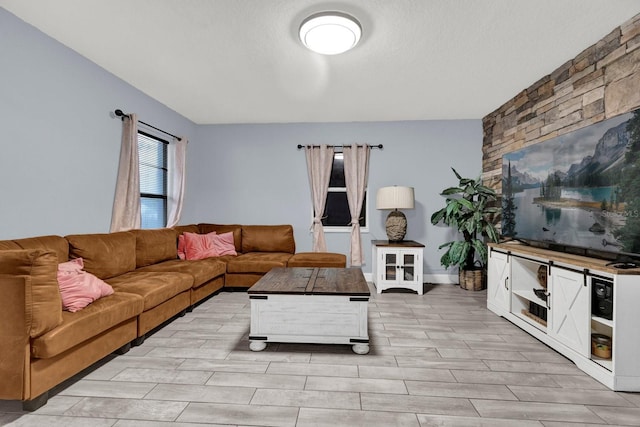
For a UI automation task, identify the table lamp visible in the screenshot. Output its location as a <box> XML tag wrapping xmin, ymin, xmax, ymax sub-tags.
<box><xmin>376</xmin><ymin>186</ymin><xmax>415</xmax><ymax>241</ymax></box>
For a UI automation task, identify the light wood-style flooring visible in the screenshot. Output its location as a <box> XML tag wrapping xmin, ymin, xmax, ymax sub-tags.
<box><xmin>2</xmin><ymin>283</ymin><xmax>639</xmax><ymax>426</ymax></box>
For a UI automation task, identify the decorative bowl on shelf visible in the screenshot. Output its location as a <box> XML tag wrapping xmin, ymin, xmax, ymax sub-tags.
<box><xmin>591</xmin><ymin>333</ymin><xmax>612</xmax><ymax>359</ymax></box>
<box><xmin>537</xmin><ymin>265</ymin><xmax>548</xmax><ymax>289</ymax></box>
<box><xmin>533</xmin><ymin>288</ymin><xmax>547</xmax><ymax>301</ymax></box>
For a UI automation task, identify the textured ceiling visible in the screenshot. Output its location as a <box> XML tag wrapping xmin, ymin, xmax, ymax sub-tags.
<box><xmin>2</xmin><ymin>0</ymin><xmax>640</xmax><ymax>124</ymax></box>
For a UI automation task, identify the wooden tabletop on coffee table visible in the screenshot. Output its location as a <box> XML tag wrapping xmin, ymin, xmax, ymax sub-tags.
<box><xmin>248</xmin><ymin>267</ymin><xmax>370</xmax><ymax>296</ymax></box>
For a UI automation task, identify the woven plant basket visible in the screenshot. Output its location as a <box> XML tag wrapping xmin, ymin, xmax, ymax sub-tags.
<box><xmin>459</xmin><ymin>268</ymin><xmax>486</xmax><ymax>291</ymax></box>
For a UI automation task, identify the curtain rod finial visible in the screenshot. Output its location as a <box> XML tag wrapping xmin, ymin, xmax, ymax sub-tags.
<box><xmin>114</xmin><ymin>109</ymin><xmax>130</xmax><ymax>121</ymax></box>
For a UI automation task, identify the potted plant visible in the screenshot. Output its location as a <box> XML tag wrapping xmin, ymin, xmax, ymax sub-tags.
<box><xmin>430</xmin><ymin>168</ymin><xmax>500</xmax><ymax>290</ymax></box>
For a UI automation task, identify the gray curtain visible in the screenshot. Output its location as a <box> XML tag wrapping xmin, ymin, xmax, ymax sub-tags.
<box><xmin>305</xmin><ymin>145</ymin><xmax>335</xmax><ymax>252</ymax></box>
<box><xmin>110</xmin><ymin>114</ymin><xmax>141</xmax><ymax>232</ymax></box>
<box><xmin>343</xmin><ymin>144</ymin><xmax>370</xmax><ymax>266</ymax></box>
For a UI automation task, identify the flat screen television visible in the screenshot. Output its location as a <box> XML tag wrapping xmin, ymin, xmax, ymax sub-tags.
<box><xmin>501</xmin><ymin>107</ymin><xmax>640</xmax><ymax>264</ymax></box>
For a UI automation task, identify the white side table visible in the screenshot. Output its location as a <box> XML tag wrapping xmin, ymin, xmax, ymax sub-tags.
<box><xmin>371</xmin><ymin>240</ymin><xmax>424</xmax><ymax>294</ymax></box>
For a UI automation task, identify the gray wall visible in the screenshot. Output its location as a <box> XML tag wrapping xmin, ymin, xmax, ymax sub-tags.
<box><xmin>1</xmin><ymin>7</ymin><xmax>482</xmax><ymax>279</ymax></box>
<box><xmin>0</xmin><ymin>8</ymin><xmax>196</xmax><ymax>239</ymax></box>
<box><xmin>185</xmin><ymin>121</ymin><xmax>482</xmax><ymax>278</ymax></box>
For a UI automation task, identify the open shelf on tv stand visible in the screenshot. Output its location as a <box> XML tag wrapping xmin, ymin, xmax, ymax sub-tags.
<box><xmin>487</xmin><ymin>241</ymin><xmax>640</xmax><ymax>391</ymax></box>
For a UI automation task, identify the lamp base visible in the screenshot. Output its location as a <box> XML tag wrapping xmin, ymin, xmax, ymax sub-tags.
<box><xmin>385</xmin><ymin>210</ymin><xmax>407</xmax><ymax>241</ymax></box>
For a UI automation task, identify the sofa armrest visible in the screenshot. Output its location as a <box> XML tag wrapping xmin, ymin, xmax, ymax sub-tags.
<box><xmin>0</xmin><ymin>249</ymin><xmax>62</xmax><ymax>338</ymax></box>
<box><xmin>0</xmin><ymin>275</ymin><xmax>30</xmax><ymax>400</ymax></box>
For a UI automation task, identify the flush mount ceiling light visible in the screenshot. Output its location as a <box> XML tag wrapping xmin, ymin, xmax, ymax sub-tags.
<box><xmin>299</xmin><ymin>11</ymin><xmax>361</xmax><ymax>55</ymax></box>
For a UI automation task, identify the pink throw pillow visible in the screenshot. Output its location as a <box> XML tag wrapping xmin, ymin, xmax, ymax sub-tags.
<box><xmin>183</xmin><ymin>231</ymin><xmax>218</xmax><ymax>260</ymax></box>
<box><xmin>57</xmin><ymin>258</ymin><xmax>114</xmax><ymax>312</ymax></box>
<box><xmin>211</xmin><ymin>232</ymin><xmax>237</xmax><ymax>256</ymax></box>
<box><xmin>177</xmin><ymin>234</ymin><xmax>187</xmax><ymax>260</ymax></box>
<box><xmin>58</xmin><ymin>257</ymin><xmax>84</xmax><ymax>273</ymax></box>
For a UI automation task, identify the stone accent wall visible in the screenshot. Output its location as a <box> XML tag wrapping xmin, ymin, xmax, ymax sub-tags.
<box><xmin>482</xmin><ymin>13</ymin><xmax>640</xmax><ymax>192</ymax></box>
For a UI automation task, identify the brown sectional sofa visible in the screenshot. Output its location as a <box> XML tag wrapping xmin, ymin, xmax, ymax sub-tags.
<box><xmin>0</xmin><ymin>223</ymin><xmax>345</xmax><ymax>410</ymax></box>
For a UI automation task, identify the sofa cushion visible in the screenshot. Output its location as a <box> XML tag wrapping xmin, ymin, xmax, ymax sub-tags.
<box><xmin>225</xmin><ymin>273</ymin><xmax>263</xmax><ymax>288</ymax></box>
<box><xmin>287</xmin><ymin>252</ymin><xmax>347</xmax><ymax>268</ymax></box>
<box><xmin>183</xmin><ymin>231</ymin><xmax>219</xmax><ymax>260</ymax></box>
<box><xmin>173</xmin><ymin>224</ymin><xmax>200</xmax><ymax>235</ymax></box>
<box><xmin>0</xmin><ymin>240</ymin><xmax>22</xmax><ymax>250</ymax></box>
<box><xmin>183</xmin><ymin>232</ymin><xmax>237</xmax><ymax>259</ymax></box>
<box><xmin>57</xmin><ymin>258</ymin><xmax>115</xmax><ymax>312</ymax></box>
<box><xmin>174</xmin><ymin>225</ymin><xmax>200</xmax><ymax>259</ymax></box>
<box><xmin>137</xmin><ymin>258</ymin><xmax>227</xmax><ymax>288</ymax></box>
<box><xmin>241</xmin><ymin>225</ymin><xmax>295</xmax><ymax>254</ymax></box>
<box><xmin>226</xmin><ymin>252</ymin><xmax>292</xmax><ymax>274</ymax></box>
<box><xmin>66</xmin><ymin>232</ymin><xmax>136</xmax><ymax>279</ymax></box>
<box><xmin>131</xmin><ymin>228</ymin><xmax>178</xmax><ymax>268</ymax></box>
<box><xmin>178</xmin><ymin>234</ymin><xmax>186</xmax><ymax>259</ymax></box>
<box><xmin>211</xmin><ymin>232</ymin><xmax>237</xmax><ymax>256</ymax></box>
<box><xmin>198</xmin><ymin>224</ymin><xmax>242</xmax><ymax>253</ymax></box>
<box><xmin>106</xmin><ymin>271</ymin><xmax>193</xmax><ymax>311</ymax></box>
<box><xmin>13</xmin><ymin>235</ymin><xmax>69</xmax><ymax>264</ymax></box>
<box><xmin>0</xmin><ymin>250</ymin><xmax>63</xmax><ymax>338</ymax></box>
<box><xmin>31</xmin><ymin>291</ymin><xmax>144</xmax><ymax>359</ymax></box>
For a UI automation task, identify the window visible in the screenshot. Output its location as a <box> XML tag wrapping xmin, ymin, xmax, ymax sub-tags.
<box><xmin>321</xmin><ymin>153</ymin><xmax>368</xmax><ymax>231</ymax></box>
<box><xmin>138</xmin><ymin>131</ymin><xmax>167</xmax><ymax>229</ymax></box>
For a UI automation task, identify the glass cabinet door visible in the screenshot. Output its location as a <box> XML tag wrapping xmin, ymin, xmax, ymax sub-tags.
<box><xmin>384</xmin><ymin>253</ymin><xmax>397</xmax><ymax>280</ymax></box>
<box><xmin>403</xmin><ymin>253</ymin><xmax>416</xmax><ymax>282</ymax></box>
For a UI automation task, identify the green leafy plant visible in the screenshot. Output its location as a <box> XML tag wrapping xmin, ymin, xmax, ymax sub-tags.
<box><xmin>430</xmin><ymin>168</ymin><xmax>500</xmax><ymax>270</ymax></box>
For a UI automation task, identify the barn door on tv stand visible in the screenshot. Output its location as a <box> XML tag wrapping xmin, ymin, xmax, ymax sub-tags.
<box><xmin>487</xmin><ymin>249</ymin><xmax>510</xmax><ymax>316</ymax></box>
<box><xmin>547</xmin><ymin>266</ymin><xmax>591</xmax><ymax>358</ymax></box>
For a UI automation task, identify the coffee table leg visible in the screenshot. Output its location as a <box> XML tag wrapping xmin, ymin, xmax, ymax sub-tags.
<box><xmin>352</xmin><ymin>343</ymin><xmax>369</xmax><ymax>354</ymax></box>
<box><xmin>250</xmin><ymin>341</ymin><xmax>267</xmax><ymax>352</ymax></box>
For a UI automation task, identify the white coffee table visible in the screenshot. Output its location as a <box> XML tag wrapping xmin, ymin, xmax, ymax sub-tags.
<box><xmin>248</xmin><ymin>267</ymin><xmax>370</xmax><ymax>354</ymax></box>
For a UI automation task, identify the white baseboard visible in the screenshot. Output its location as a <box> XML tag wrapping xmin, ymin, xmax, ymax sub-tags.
<box><xmin>425</xmin><ymin>273</ymin><xmax>457</xmax><ymax>285</ymax></box>
<box><xmin>363</xmin><ymin>272</ymin><xmax>457</xmax><ymax>285</ymax></box>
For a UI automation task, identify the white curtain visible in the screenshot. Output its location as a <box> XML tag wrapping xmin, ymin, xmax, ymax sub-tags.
<box><xmin>166</xmin><ymin>136</ymin><xmax>188</xmax><ymax>227</ymax></box>
<box><xmin>343</xmin><ymin>144</ymin><xmax>370</xmax><ymax>266</ymax></box>
<box><xmin>110</xmin><ymin>113</ymin><xmax>141</xmax><ymax>232</ymax></box>
<box><xmin>305</xmin><ymin>145</ymin><xmax>335</xmax><ymax>252</ymax></box>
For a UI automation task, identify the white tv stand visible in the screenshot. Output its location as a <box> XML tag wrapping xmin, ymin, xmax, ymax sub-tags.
<box><xmin>487</xmin><ymin>242</ymin><xmax>640</xmax><ymax>391</ymax></box>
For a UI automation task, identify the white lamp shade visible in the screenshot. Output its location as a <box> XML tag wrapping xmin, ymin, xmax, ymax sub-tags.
<box><xmin>299</xmin><ymin>12</ymin><xmax>362</xmax><ymax>55</ymax></box>
<box><xmin>376</xmin><ymin>186</ymin><xmax>415</xmax><ymax>210</ymax></box>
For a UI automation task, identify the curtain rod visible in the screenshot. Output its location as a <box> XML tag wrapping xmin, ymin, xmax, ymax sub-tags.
<box><xmin>114</xmin><ymin>109</ymin><xmax>182</xmax><ymax>141</ymax></box>
<box><xmin>297</xmin><ymin>144</ymin><xmax>383</xmax><ymax>150</ymax></box>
